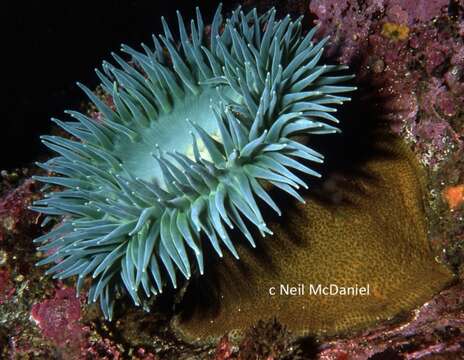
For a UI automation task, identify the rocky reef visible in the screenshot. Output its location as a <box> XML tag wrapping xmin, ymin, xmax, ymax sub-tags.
<box><xmin>1</xmin><ymin>0</ymin><xmax>463</xmax><ymax>359</ymax></box>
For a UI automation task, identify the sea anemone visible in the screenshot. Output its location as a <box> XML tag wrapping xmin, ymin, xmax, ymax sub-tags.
<box><xmin>31</xmin><ymin>5</ymin><xmax>355</xmax><ymax>320</ymax></box>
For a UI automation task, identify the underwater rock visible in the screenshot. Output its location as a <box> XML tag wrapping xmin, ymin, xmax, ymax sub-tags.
<box><xmin>30</xmin><ymin>287</ymin><xmax>87</xmax><ymax>356</ymax></box>
<box><xmin>0</xmin><ymin>177</ymin><xmax>39</xmax><ymax>240</ymax></box>
<box><xmin>173</xmin><ymin>135</ymin><xmax>453</xmax><ymax>343</ymax></box>
<box><xmin>213</xmin><ymin>336</ymin><xmax>234</xmax><ymax>360</ymax></box>
<box><xmin>306</xmin><ymin>0</ymin><xmax>464</xmax><ymax>171</ymax></box>
<box><xmin>317</xmin><ymin>282</ymin><xmax>464</xmax><ymax>359</ymax></box>
<box><xmin>235</xmin><ymin>319</ymin><xmax>295</xmax><ymax>359</ymax></box>
<box><xmin>0</xmin><ymin>269</ymin><xmax>14</xmax><ymax>304</ymax></box>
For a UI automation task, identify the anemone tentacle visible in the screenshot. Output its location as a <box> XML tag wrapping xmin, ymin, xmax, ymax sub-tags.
<box><xmin>31</xmin><ymin>5</ymin><xmax>355</xmax><ymax>320</ymax></box>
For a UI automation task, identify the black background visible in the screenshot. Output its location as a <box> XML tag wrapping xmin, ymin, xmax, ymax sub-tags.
<box><xmin>2</xmin><ymin>0</ymin><xmax>236</xmax><ymax>170</ymax></box>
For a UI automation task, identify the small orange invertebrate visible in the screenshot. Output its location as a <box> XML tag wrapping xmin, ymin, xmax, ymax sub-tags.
<box><xmin>443</xmin><ymin>185</ymin><xmax>464</xmax><ymax>210</ymax></box>
<box><xmin>381</xmin><ymin>22</ymin><xmax>410</xmax><ymax>41</ymax></box>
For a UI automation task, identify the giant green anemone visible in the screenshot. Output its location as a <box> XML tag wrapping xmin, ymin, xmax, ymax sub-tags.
<box><xmin>31</xmin><ymin>5</ymin><xmax>355</xmax><ymax>320</ymax></box>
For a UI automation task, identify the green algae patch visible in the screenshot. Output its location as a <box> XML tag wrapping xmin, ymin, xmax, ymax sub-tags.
<box><xmin>173</xmin><ymin>135</ymin><xmax>454</xmax><ymax>343</ymax></box>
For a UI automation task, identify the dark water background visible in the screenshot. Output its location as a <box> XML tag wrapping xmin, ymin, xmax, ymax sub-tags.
<box><xmin>2</xmin><ymin>1</ymin><xmax>231</xmax><ymax>170</ymax></box>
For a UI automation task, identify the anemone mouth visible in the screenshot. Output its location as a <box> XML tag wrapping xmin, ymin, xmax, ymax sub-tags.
<box><xmin>113</xmin><ymin>87</ymin><xmax>229</xmax><ymax>183</ymax></box>
<box><xmin>31</xmin><ymin>5</ymin><xmax>355</xmax><ymax>320</ymax></box>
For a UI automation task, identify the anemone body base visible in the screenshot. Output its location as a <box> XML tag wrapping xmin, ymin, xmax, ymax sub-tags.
<box><xmin>173</xmin><ymin>136</ymin><xmax>453</xmax><ymax>343</ymax></box>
